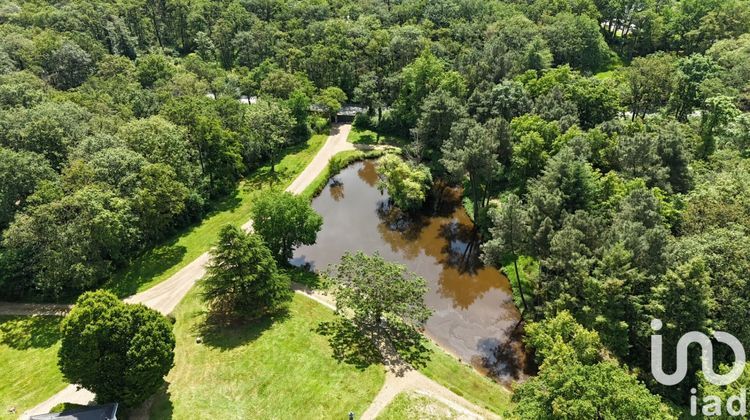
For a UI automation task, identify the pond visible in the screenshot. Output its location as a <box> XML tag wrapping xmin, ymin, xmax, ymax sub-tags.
<box><xmin>291</xmin><ymin>160</ymin><xmax>528</xmax><ymax>383</ymax></box>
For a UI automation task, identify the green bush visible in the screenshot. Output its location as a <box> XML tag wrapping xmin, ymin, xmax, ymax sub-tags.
<box><xmin>311</xmin><ymin>116</ymin><xmax>329</xmax><ymax>134</ymax></box>
<box><xmin>353</xmin><ymin>112</ymin><xmax>374</xmax><ymax>130</ymax></box>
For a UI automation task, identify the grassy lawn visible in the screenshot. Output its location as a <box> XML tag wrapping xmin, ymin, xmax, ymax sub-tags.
<box><xmin>0</xmin><ymin>316</ymin><xmax>66</xmax><ymax>418</ymax></box>
<box><xmin>377</xmin><ymin>392</ymin><xmax>461</xmax><ymax>420</ymax></box>
<box><xmin>347</xmin><ymin>127</ymin><xmax>409</xmax><ymax>148</ymax></box>
<box><xmin>419</xmin><ymin>341</ymin><xmax>514</xmax><ymax>417</ymax></box>
<box><xmin>104</xmin><ymin>134</ymin><xmax>327</xmax><ymax>298</ymax></box>
<box><xmin>149</xmin><ymin>289</ymin><xmax>385</xmax><ymax>419</ymax></box>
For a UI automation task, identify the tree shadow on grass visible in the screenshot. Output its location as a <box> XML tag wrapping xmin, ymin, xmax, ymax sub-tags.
<box><xmin>385</xmin><ymin>320</ymin><xmax>432</xmax><ymax>371</ymax></box>
<box><xmin>105</xmin><ymin>244</ymin><xmax>187</xmax><ymax>298</ymax></box>
<box><xmin>316</xmin><ymin>318</ymin><xmax>433</xmax><ymax>373</ymax></box>
<box><xmin>195</xmin><ymin>309</ymin><xmax>290</xmax><ymax>350</ymax></box>
<box><xmin>0</xmin><ymin>315</ymin><xmax>61</xmax><ymax>349</ymax></box>
<box><xmin>316</xmin><ymin>318</ymin><xmax>383</xmax><ymax>370</ymax></box>
<box><xmin>284</xmin><ymin>266</ymin><xmax>321</xmax><ymax>288</ymax></box>
<box><xmin>146</xmin><ymin>383</ymin><xmax>174</xmax><ymax>420</ymax></box>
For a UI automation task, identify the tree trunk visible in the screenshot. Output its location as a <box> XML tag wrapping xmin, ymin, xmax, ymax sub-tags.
<box><xmin>513</xmin><ymin>257</ymin><xmax>528</xmax><ymax>313</ymax></box>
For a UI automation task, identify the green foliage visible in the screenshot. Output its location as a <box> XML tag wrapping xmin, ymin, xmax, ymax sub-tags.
<box><xmin>514</xmin><ymin>357</ymin><xmax>674</xmax><ymax>419</ymax></box>
<box><xmin>0</xmin><ymin>147</ymin><xmax>56</xmax><ymax>229</ymax></box>
<box><xmin>414</xmin><ymin>89</ymin><xmax>468</xmax><ymax>155</ymax></box>
<box><xmin>395</xmin><ymin>50</ymin><xmax>467</xmax><ymax>128</ymax></box>
<box><xmin>669</xmin><ymin>54</ymin><xmax>719</xmax><ymax>121</ymax></box>
<box><xmin>622</xmin><ymin>52</ymin><xmax>677</xmax><ymax>119</ymax></box>
<box><xmin>3</xmin><ymin>186</ymin><xmax>137</xmax><ymax>297</ymax></box>
<box><xmin>250</xmin><ymin>191</ymin><xmax>322</xmax><ymax>262</ymax></box>
<box><xmin>0</xmin><ymin>0</ymin><xmax>749</xmax><ymax>414</ymax></box>
<box><xmin>43</xmin><ymin>42</ymin><xmax>93</xmax><ymax>90</ymax></box>
<box><xmin>0</xmin><ymin>71</ymin><xmax>46</xmax><ymax>109</ymax></box>
<box><xmin>514</xmin><ymin>313</ymin><xmax>673</xmax><ymax>419</ymax></box>
<box><xmin>0</xmin><ymin>101</ymin><xmax>90</xmax><ymax>170</ymax></box>
<box><xmin>243</xmin><ymin>98</ymin><xmax>294</xmax><ymax>172</ymax></box>
<box><xmin>314</xmin><ymin>86</ymin><xmax>347</xmax><ymax>121</ymax></box>
<box><xmin>203</xmin><ymin>225</ymin><xmax>292</xmax><ymax>319</ymax></box>
<box><xmin>58</xmin><ymin>290</ymin><xmax>175</xmax><ymax>408</ymax></box>
<box><xmin>441</xmin><ymin>119</ymin><xmax>501</xmax><ymax>222</ymax></box>
<box><xmin>325</xmin><ymin>252</ymin><xmax>432</xmax><ymax>365</ymax></box>
<box><xmin>376</xmin><ymin>154</ymin><xmax>432</xmax><ymax>212</ymax></box>
<box><xmin>541</xmin><ymin>12</ymin><xmax>611</xmax><ymax>72</ymax></box>
<box><xmin>135</xmin><ymin>54</ymin><xmax>175</xmax><ymax>88</ymax></box>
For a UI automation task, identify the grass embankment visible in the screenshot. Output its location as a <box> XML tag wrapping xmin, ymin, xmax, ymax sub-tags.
<box><xmin>0</xmin><ymin>315</ymin><xmax>66</xmax><ymax>418</ymax></box>
<box><xmin>149</xmin><ymin>290</ymin><xmax>385</xmax><ymax>419</ymax></box>
<box><xmin>347</xmin><ymin>127</ymin><xmax>409</xmax><ymax>148</ymax></box>
<box><xmin>419</xmin><ymin>341</ymin><xmax>514</xmax><ymax>417</ymax></box>
<box><xmin>105</xmin><ymin>134</ymin><xmax>327</xmax><ymax>297</ymax></box>
<box><xmin>300</xmin><ymin>126</ymin><xmax>409</xmax><ymax>199</ymax></box>
<box><xmin>377</xmin><ymin>392</ymin><xmax>460</xmax><ymax>420</ymax></box>
<box><xmin>301</xmin><ymin>149</ymin><xmax>386</xmax><ymax>199</ymax></box>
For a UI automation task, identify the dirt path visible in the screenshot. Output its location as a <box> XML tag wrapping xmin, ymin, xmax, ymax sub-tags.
<box><xmin>0</xmin><ymin>302</ymin><xmax>71</xmax><ymax>316</ymax></box>
<box><xmin>360</xmin><ymin>369</ymin><xmax>500</xmax><ymax>420</ymax></box>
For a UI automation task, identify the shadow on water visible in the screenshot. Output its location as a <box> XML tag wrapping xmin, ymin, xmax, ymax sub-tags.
<box><xmin>357</xmin><ymin>160</ymin><xmax>379</xmax><ymax>187</ymax></box>
<box><xmin>474</xmin><ymin>320</ymin><xmax>532</xmax><ymax>385</ymax></box>
<box><xmin>0</xmin><ymin>315</ymin><xmax>62</xmax><ymax>349</ymax></box>
<box><xmin>329</xmin><ymin>178</ymin><xmax>344</xmax><ymax>201</ymax></box>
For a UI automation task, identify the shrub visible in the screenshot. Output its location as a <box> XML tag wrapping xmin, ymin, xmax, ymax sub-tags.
<box><xmin>311</xmin><ymin>116</ymin><xmax>329</xmax><ymax>134</ymax></box>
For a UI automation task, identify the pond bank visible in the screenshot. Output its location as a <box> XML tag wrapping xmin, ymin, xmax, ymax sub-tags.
<box><xmin>292</xmin><ymin>159</ymin><xmax>530</xmax><ymax>385</ymax></box>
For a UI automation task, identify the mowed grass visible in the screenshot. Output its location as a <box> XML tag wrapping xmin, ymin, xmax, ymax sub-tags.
<box><xmin>377</xmin><ymin>392</ymin><xmax>460</xmax><ymax>420</ymax></box>
<box><xmin>419</xmin><ymin>341</ymin><xmax>514</xmax><ymax>417</ymax></box>
<box><xmin>149</xmin><ymin>290</ymin><xmax>385</xmax><ymax>419</ymax></box>
<box><xmin>104</xmin><ymin>134</ymin><xmax>327</xmax><ymax>297</ymax></box>
<box><xmin>0</xmin><ymin>316</ymin><xmax>66</xmax><ymax>418</ymax></box>
<box><xmin>347</xmin><ymin>127</ymin><xmax>409</xmax><ymax>148</ymax></box>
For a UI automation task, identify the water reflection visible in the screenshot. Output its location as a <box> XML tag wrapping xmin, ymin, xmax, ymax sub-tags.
<box><xmin>292</xmin><ymin>160</ymin><xmax>528</xmax><ymax>383</ymax></box>
<box><xmin>329</xmin><ymin>178</ymin><xmax>344</xmax><ymax>201</ymax></box>
<box><xmin>357</xmin><ymin>159</ymin><xmax>379</xmax><ymax>187</ymax></box>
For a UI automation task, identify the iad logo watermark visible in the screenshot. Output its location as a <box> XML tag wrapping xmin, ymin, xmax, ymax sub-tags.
<box><xmin>651</xmin><ymin>319</ymin><xmax>747</xmax><ymax>416</ymax></box>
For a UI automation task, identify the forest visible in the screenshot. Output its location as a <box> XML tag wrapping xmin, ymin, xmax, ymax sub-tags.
<box><xmin>1</xmin><ymin>0</ymin><xmax>750</xmax><ymax>416</ymax></box>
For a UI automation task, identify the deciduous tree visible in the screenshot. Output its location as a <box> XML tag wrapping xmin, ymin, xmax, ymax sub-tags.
<box><xmin>250</xmin><ymin>191</ymin><xmax>322</xmax><ymax>262</ymax></box>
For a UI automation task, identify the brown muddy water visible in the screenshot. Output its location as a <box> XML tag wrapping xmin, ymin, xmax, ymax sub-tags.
<box><xmin>291</xmin><ymin>160</ymin><xmax>528</xmax><ymax>383</ymax></box>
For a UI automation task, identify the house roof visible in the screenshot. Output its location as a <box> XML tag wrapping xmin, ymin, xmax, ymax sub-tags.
<box><xmin>30</xmin><ymin>403</ymin><xmax>118</xmax><ymax>420</ymax></box>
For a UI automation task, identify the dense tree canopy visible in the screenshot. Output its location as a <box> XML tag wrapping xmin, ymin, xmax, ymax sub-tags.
<box><xmin>1</xmin><ymin>0</ymin><xmax>750</xmax><ymax>414</ymax></box>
